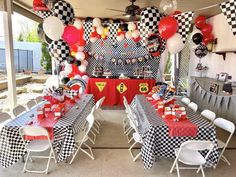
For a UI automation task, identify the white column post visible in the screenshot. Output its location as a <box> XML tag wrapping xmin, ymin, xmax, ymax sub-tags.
<box><xmin>3</xmin><ymin>0</ymin><xmax>17</xmax><ymax>109</ymax></box>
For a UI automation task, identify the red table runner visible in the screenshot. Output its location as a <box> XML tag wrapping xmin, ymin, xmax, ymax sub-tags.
<box><xmin>85</xmin><ymin>78</ymin><xmax>156</xmax><ymax>106</ymax></box>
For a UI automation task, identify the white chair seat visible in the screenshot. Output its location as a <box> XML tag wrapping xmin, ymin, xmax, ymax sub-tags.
<box><xmin>26</xmin><ymin>140</ymin><xmax>51</xmax><ymax>152</ymax></box>
<box><xmin>75</xmin><ymin>132</ymin><xmax>89</xmax><ymax>143</ymax></box>
<box><xmin>0</xmin><ymin>119</ymin><xmax>11</xmax><ymax>131</ymax></box>
<box><xmin>175</xmin><ymin>148</ymin><xmax>206</xmax><ymax>166</ymax></box>
<box><xmin>217</xmin><ymin>139</ymin><xmax>225</xmax><ymax>149</ymax></box>
<box><xmin>133</xmin><ymin>132</ymin><xmax>142</xmax><ymax>144</ymax></box>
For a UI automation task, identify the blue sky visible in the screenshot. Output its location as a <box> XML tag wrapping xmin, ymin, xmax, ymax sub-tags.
<box><xmin>0</xmin><ymin>12</ymin><xmax>37</xmax><ymax>41</ymax></box>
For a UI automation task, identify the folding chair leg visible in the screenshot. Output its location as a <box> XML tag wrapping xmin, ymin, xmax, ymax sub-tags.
<box><xmin>23</xmin><ymin>151</ymin><xmax>30</xmax><ymax>173</ymax></box>
<box><xmin>124</xmin><ymin>126</ymin><xmax>132</xmax><ymax>135</ymax></box>
<box><xmin>69</xmin><ymin>144</ymin><xmax>81</xmax><ymax>164</ymax></box>
<box><xmin>128</xmin><ymin>141</ymin><xmax>141</xmax><ymax>161</ymax></box>
<box><xmin>221</xmin><ymin>155</ymin><xmax>231</xmax><ymax>166</ymax></box>
<box><xmin>200</xmin><ymin>165</ymin><xmax>205</xmax><ymax>177</ymax></box>
<box><xmin>92</xmin><ymin>125</ymin><xmax>100</xmax><ymax>135</ymax></box>
<box><xmin>80</xmin><ymin>143</ymin><xmax>95</xmax><ymax>160</ymax></box>
<box><xmin>170</xmin><ymin>158</ymin><xmax>178</xmax><ymax>173</ymax></box>
<box><xmin>176</xmin><ymin>161</ymin><xmax>180</xmax><ymax>177</ymax></box>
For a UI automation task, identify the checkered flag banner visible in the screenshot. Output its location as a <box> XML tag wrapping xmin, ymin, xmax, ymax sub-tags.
<box><xmin>220</xmin><ymin>0</ymin><xmax>236</xmax><ymax>35</ymax></box>
<box><xmin>53</xmin><ymin>0</ymin><xmax>75</xmax><ymax>25</ymax></box>
<box><xmin>83</xmin><ymin>22</ymin><xmax>93</xmax><ymax>43</ymax></box>
<box><xmin>174</xmin><ymin>11</ymin><xmax>194</xmax><ymax>43</ymax></box>
<box><xmin>108</xmin><ymin>23</ymin><xmax>119</xmax><ymax>44</ymax></box>
<box><xmin>49</xmin><ymin>39</ymin><xmax>70</xmax><ymax>62</ymax></box>
<box><xmin>35</xmin><ymin>10</ymin><xmax>52</xmax><ymax>19</ymax></box>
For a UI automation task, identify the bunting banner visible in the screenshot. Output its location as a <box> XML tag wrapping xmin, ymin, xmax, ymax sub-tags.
<box><xmin>220</xmin><ymin>0</ymin><xmax>236</xmax><ymax>35</ymax></box>
<box><xmin>174</xmin><ymin>11</ymin><xmax>194</xmax><ymax>43</ymax></box>
<box><xmin>194</xmin><ymin>83</ymin><xmax>199</xmax><ymax>91</ymax></box>
<box><xmin>211</xmin><ymin>94</ymin><xmax>217</xmax><ymax>106</ymax></box>
<box><xmin>206</xmin><ymin>92</ymin><xmax>212</xmax><ymax>104</ymax></box>
<box><xmin>216</xmin><ymin>96</ymin><xmax>224</xmax><ymax>109</ymax></box>
<box><xmin>201</xmin><ymin>89</ymin><xmax>207</xmax><ymax>100</ymax></box>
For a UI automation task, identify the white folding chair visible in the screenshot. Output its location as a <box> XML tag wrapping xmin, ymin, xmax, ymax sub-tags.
<box><xmin>12</xmin><ymin>105</ymin><xmax>26</xmax><ymax>117</ymax></box>
<box><xmin>19</xmin><ymin>125</ymin><xmax>57</xmax><ymax>174</ymax></box>
<box><xmin>170</xmin><ymin>140</ymin><xmax>214</xmax><ymax>177</ymax></box>
<box><xmin>181</xmin><ymin>97</ymin><xmax>191</xmax><ymax>105</ymax></box>
<box><xmin>26</xmin><ymin>100</ymin><xmax>37</xmax><ymax>110</ymax></box>
<box><xmin>35</xmin><ymin>96</ymin><xmax>44</xmax><ymax>104</ymax></box>
<box><xmin>188</xmin><ymin>102</ymin><xmax>198</xmax><ymax>112</ymax></box>
<box><xmin>200</xmin><ymin>109</ymin><xmax>216</xmax><ymax>123</ymax></box>
<box><xmin>0</xmin><ymin>112</ymin><xmax>12</xmax><ymax>131</ymax></box>
<box><xmin>87</xmin><ymin>106</ymin><xmax>98</xmax><ymax>144</ymax></box>
<box><xmin>127</xmin><ymin>106</ymin><xmax>143</xmax><ymax>161</ymax></box>
<box><xmin>214</xmin><ymin>117</ymin><xmax>235</xmax><ymax>167</ymax></box>
<box><xmin>93</xmin><ymin>96</ymin><xmax>106</xmax><ymax>134</ymax></box>
<box><xmin>123</xmin><ymin>96</ymin><xmax>131</xmax><ymax>134</ymax></box>
<box><xmin>69</xmin><ymin>113</ymin><xmax>95</xmax><ymax>164</ymax></box>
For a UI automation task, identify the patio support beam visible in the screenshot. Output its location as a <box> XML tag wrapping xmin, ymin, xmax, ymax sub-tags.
<box><xmin>3</xmin><ymin>0</ymin><xmax>17</xmax><ymax>109</ymax></box>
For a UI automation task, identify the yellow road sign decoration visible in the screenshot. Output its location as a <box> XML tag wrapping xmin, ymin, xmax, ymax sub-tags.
<box><xmin>116</xmin><ymin>83</ymin><xmax>127</xmax><ymax>94</ymax></box>
<box><xmin>139</xmin><ymin>83</ymin><xmax>149</xmax><ymax>93</ymax></box>
<box><xmin>95</xmin><ymin>82</ymin><xmax>106</xmax><ymax>92</ymax></box>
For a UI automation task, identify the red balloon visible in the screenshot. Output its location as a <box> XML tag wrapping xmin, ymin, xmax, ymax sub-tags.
<box><xmin>133</xmin><ymin>36</ymin><xmax>141</xmax><ymax>43</ymax></box>
<box><xmin>62</xmin><ymin>26</ymin><xmax>80</xmax><ymax>46</ymax></box>
<box><xmin>33</xmin><ymin>0</ymin><xmax>49</xmax><ymax>11</ymax></box>
<box><xmin>172</xmin><ymin>11</ymin><xmax>182</xmax><ymax>16</ymax></box>
<box><xmin>70</xmin><ymin>44</ymin><xmax>79</xmax><ymax>52</ymax></box>
<box><xmin>201</xmin><ymin>24</ymin><xmax>213</xmax><ymax>35</ymax></box>
<box><xmin>195</xmin><ymin>16</ymin><xmax>206</xmax><ymax>29</ymax></box>
<box><xmin>203</xmin><ymin>33</ymin><xmax>215</xmax><ymax>45</ymax></box>
<box><xmin>77</xmin><ymin>38</ymin><xmax>86</xmax><ymax>46</ymax></box>
<box><xmin>158</xmin><ymin>17</ymin><xmax>178</xmax><ymax>40</ymax></box>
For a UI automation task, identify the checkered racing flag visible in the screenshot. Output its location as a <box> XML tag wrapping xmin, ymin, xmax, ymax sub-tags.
<box><xmin>174</xmin><ymin>11</ymin><xmax>194</xmax><ymax>43</ymax></box>
<box><xmin>220</xmin><ymin>0</ymin><xmax>236</xmax><ymax>35</ymax></box>
<box><xmin>53</xmin><ymin>0</ymin><xmax>75</xmax><ymax>25</ymax></box>
<box><xmin>83</xmin><ymin>22</ymin><xmax>93</xmax><ymax>43</ymax></box>
<box><xmin>35</xmin><ymin>10</ymin><xmax>52</xmax><ymax>19</ymax></box>
<box><xmin>108</xmin><ymin>23</ymin><xmax>119</xmax><ymax>44</ymax></box>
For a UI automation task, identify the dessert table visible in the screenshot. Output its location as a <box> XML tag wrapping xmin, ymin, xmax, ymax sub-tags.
<box><xmin>0</xmin><ymin>94</ymin><xmax>94</xmax><ymax>168</ymax></box>
<box><xmin>85</xmin><ymin>78</ymin><xmax>156</xmax><ymax>106</ymax></box>
<box><xmin>131</xmin><ymin>95</ymin><xmax>219</xmax><ymax>169</ymax></box>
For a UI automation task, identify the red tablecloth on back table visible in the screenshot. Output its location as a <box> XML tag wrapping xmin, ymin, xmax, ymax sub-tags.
<box><xmin>85</xmin><ymin>78</ymin><xmax>156</xmax><ymax>106</ymax></box>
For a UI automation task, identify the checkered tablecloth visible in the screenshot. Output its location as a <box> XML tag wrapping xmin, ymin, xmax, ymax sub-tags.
<box><xmin>131</xmin><ymin>95</ymin><xmax>219</xmax><ymax>169</ymax></box>
<box><xmin>0</xmin><ymin>94</ymin><xmax>94</xmax><ymax>168</ymax></box>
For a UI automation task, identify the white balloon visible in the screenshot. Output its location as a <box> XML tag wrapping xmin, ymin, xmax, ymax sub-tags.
<box><xmin>167</xmin><ymin>33</ymin><xmax>185</xmax><ymax>54</ymax></box>
<box><xmin>77</xmin><ymin>46</ymin><xmax>84</xmax><ymax>52</ymax></box>
<box><xmin>90</xmin><ymin>37</ymin><xmax>98</xmax><ymax>43</ymax></box>
<box><xmin>64</xmin><ymin>64</ymin><xmax>72</xmax><ymax>73</ymax></box>
<box><xmin>131</xmin><ymin>30</ymin><xmax>140</xmax><ymax>38</ymax></box>
<box><xmin>75</xmin><ymin>52</ymin><xmax>85</xmax><ymax>60</ymax></box>
<box><xmin>128</xmin><ymin>22</ymin><xmax>136</xmax><ymax>31</ymax></box>
<box><xmin>43</xmin><ymin>16</ymin><xmax>64</xmax><ymax>41</ymax></box>
<box><xmin>60</xmin><ymin>71</ymin><xmax>69</xmax><ymax>78</ymax></box>
<box><xmin>82</xmin><ymin>75</ymin><xmax>89</xmax><ymax>82</ymax></box>
<box><xmin>93</xmin><ymin>18</ymin><xmax>101</xmax><ymax>27</ymax></box>
<box><xmin>74</xmin><ymin>19</ymin><xmax>83</xmax><ymax>29</ymax></box>
<box><xmin>78</xmin><ymin>65</ymin><xmax>87</xmax><ymax>73</ymax></box>
<box><xmin>81</xmin><ymin>60</ymin><xmax>88</xmax><ymax>66</ymax></box>
<box><xmin>74</xmin><ymin>74</ymin><xmax>82</xmax><ymax>79</ymax></box>
<box><xmin>160</xmin><ymin>0</ymin><xmax>177</xmax><ymax>15</ymax></box>
<box><xmin>96</xmin><ymin>26</ymin><xmax>104</xmax><ymax>35</ymax></box>
<box><xmin>45</xmin><ymin>75</ymin><xmax>60</xmax><ymax>90</ymax></box>
<box><xmin>125</xmin><ymin>31</ymin><xmax>132</xmax><ymax>39</ymax></box>
<box><xmin>117</xmin><ymin>34</ymin><xmax>125</xmax><ymax>42</ymax></box>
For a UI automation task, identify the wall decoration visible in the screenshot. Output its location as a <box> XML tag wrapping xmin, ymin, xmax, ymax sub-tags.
<box><xmin>194</xmin><ymin>43</ymin><xmax>208</xmax><ymax>58</ymax></box>
<box><xmin>209</xmin><ymin>83</ymin><xmax>218</xmax><ymax>94</ymax></box>
<box><xmin>220</xmin><ymin>0</ymin><xmax>236</xmax><ymax>35</ymax></box>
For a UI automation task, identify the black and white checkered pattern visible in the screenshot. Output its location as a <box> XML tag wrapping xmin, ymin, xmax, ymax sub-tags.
<box><xmin>35</xmin><ymin>10</ymin><xmax>52</xmax><ymax>19</ymax></box>
<box><xmin>83</xmin><ymin>22</ymin><xmax>93</xmax><ymax>43</ymax></box>
<box><xmin>53</xmin><ymin>0</ymin><xmax>75</xmax><ymax>25</ymax></box>
<box><xmin>174</xmin><ymin>11</ymin><xmax>194</xmax><ymax>43</ymax></box>
<box><xmin>108</xmin><ymin>23</ymin><xmax>119</xmax><ymax>44</ymax></box>
<box><xmin>220</xmin><ymin>0</ymin><xmax>236</xmax><ymax>35</ymax></box>
<box><xmin>132</xmin><ymin>95</ymin><xmax>219</xmax><ymax>169</ymax></box>
<box><xmin>0</xmin><ymin>95</ymin><xmax>94</xmax><ymax>168</ymax></box>
<box><xmin>140</xmin><ymin>7</ymin><xmax>161</xmax><ymax>33</ymax></box>
<box><xmin>49</xmin><ymin>39</ymin><xmax>70</xmax><ymax>62</ymax></box>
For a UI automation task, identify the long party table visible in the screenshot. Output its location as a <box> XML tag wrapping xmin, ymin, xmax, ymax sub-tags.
<box><xmin>85</xmin><ymin>78</ymin><xmax>156</xmax><ymax>106</ymax></box>
<box><xmin>131</xmin><ymin>95</ymin><xmax>219</xmax><ymax>169</ymax></box>
<box><xmin>0</xmin><ymin>94</ymin><xmax>94</xmax><ymax>168</ymax></box>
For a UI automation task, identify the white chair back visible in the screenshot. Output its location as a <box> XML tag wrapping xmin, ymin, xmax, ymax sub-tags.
<box><xmin>95</xmin><ymin>96</ymin><xmax>105</xmax><ymax>110</ymax></box>
<box><xmin>214</xmin><ymin>118</ymin><xmax>235</xmax><ymax>134</ymax></box>
<box><xmin>86</xmin><ymin>114</ymin><xmax>95</xmax><ymax>129</ymax></box>
<box><xmin>0</xmin><ymin>112</ymin><xmax>12</xmax><ymax>122</ymax></box>
<box><xmin>12</xmin><ymin>105</ymin><xmax>26</xmax><ymax>117</ymax></box>
<box><xmin>201</xmin><ymin>109</ymin><xmax>216</xmax><ymax>122</ymax></box>
<box><xmin>188</xmin><ymin>102</ymin><xmax>198</xmax><ymax>112</ymax></box>
<box><xmin>26</xmin><ymin>100</ymin><xmax>37</xmax><ymax>110</ymax></box>
<box><xmin>19</xmin><ymin>125</ymin><xmax>49</xmax><ymax>137</ymax></box>
<box><xmin>35</xmin><ymin>96</ymin><xmax>44</xmax><ymax>104</ymax></box>
<box><xmin>181</xmin><ymin>97</ymin><xmax>191</xmax><ymax>105</ymax></box>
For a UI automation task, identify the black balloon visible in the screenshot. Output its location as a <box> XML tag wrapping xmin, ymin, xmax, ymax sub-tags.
<box><xmin>194</xmin><ymin>43</ymin><xmax>208</xmax><ymax>58</ymax></box>
<box><xmin>192</xmin><ymin>33</ymin><xmax>203</xmax><ymax>45</ymax></box>
<box><xmin>66</xmin><ymin>56</ymin><xmax>75</xmax><ymax>64</ymax></box>
<box><xmin>85</xmin><ymin>17</ymin><xmax>93</xmax><ymax>23</ymax></box>
<box><xmin>42</xmin><ymin>33</ymin><xmax>53</xmax><ymax>44</ymax></box>
<box><xmin>37</xmin><ymin>23</ymin><xmax>44</xmax><ymax>39</ymax></box>
<box><xmin>61</xmin><ymin>77</ymin><xmax>70</xmax><ymax>85</ymax></box>
<box><xmin>119</xmin><ymin>23</ymin><xmax>128</xmax><ymax>31</ymax></box>
<box><xmin>74</xmin><ymin>60</ymin><xmax>81</xmax><ymax>66</ymax></box>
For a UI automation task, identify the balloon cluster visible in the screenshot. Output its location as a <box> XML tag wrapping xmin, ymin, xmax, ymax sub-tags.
<box><xmin>194</xmin><ymin>15</ymin><xmax>215</xmax><ymax>45</ymax></box>
<box><xmin>117</xmin><ymin>22</ymin><xmax>141</xmax><ymax>43</ymax></box>
<box><xmin>89</xmin><ymin>18</ymin><xmax>110</xmax><ymax>43</ymax></box>
<box><xmin>33</xmin><ymin>0</ymin><xmax>89</xmax><ymax>86</ymax></box>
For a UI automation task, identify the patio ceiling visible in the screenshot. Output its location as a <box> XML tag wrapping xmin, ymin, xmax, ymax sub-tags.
<box><xmin>14</xmin><ymin>0</ymin><xmax>225</xmax><ymax>20</ymax></box>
